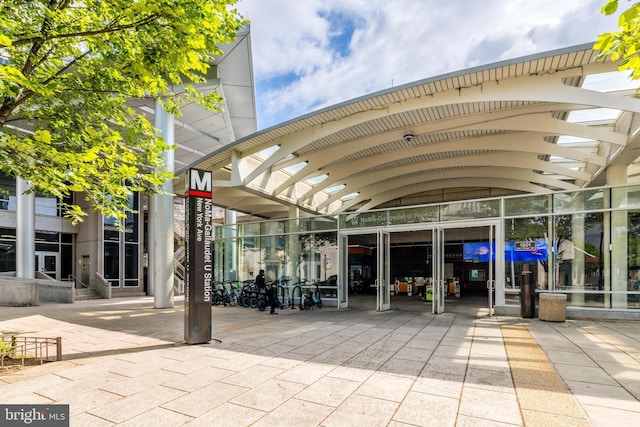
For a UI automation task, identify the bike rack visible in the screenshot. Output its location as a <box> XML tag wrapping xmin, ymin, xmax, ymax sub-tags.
<box><xmin>290</xmin><ymin>284</ymin><xmax>304</xmax><ymax>309</ymax></box>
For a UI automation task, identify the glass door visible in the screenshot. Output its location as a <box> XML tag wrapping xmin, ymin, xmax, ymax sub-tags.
<box><xmin>338</xmin><ymin>234</ymin><xmax>349</xmax><ymax>309</ymax></box>
<box><xmin>377</xmin><ymin>230</ymin><xmax>390</xmax><ymax>311</ymax></box>
<box><xmin>35</xmin><ymin>251</ymin><xmax>59</xmax><ymax>280</ymax></box>
<box><xmin>432</xmin><ymin>228</ymin><xmax>445</xmax><ymax>314</ymax></box>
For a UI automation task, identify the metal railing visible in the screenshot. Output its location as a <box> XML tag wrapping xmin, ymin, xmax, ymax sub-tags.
<box><xmin>1</xmin><ymin>336</ymin><xmax>62</xmax><ymax>371</ymax></box>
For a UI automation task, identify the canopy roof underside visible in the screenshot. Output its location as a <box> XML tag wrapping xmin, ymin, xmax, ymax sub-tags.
<box><xmin>176</xmin><ymin>42</ymin><xmax>640</xmax><ymax>220</ymax></box>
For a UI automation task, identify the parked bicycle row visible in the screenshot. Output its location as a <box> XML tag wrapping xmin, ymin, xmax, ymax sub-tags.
<box><xmin>210</xmin><ymin>277</ymin><xmax>324</xmax><ymax>312</ymax></box>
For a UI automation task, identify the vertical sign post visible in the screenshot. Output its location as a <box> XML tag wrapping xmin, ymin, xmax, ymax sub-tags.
<box><xmin>184</xmin><ymin>168</ymin><xmax>213</xmax><ymax>344</ymax></box>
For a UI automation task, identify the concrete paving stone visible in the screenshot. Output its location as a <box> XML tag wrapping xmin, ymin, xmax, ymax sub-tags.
<box><xmin>545</xmin><ymin>349</ymin><xmax>599</xmax><ymax>367</ymax></box>
<box><xmin>325</xmin><ymin>365</ymin><xmax>373</xmax><ymax>383</ymax></box>
<box><xmin>309</xmin><ymin>349</ymin><xmax>353</xmax><ymax>365</ymax></box>
<box><xmin>71</xmin><ymin>411</ymin><xmax>117</xmax><ymax>427</ymax></box>
<box><xmin>65</xmin><ymin>389</ymin><xmax>123</xmax><ymax>416</ymax></box>
<box><xmin>99</xmin><ymin>368</ymin><xmax>182</xmax><ymax>396</ymax></box>
<box><xmin>422</xmin><ymin>356</ymin><xmax>468</xmax><ymax>378</ymax></box>
<box><xmin>393</xmin><ymin>345</ymin><xmax>435</xmax><ymax>362</ymax></box>
<box><xmin>38</xmin><ymin>370</ymin><xmax>126</xmax><ymax>401</ymax></box>
<box><xmin>162</xmin><ymin>354</ymin><xmax>225</xmax><ymax>375</ymax></box>
<box><xmin>0</xmin><ymin>372</ymin><xmax>71</xmax><ymax>399</ymax></box>
<box><xmin>392</xmin><ymin>390</ymin><xmax>458</xmax><ymax>427</ymax></box>
<box><xmin>229</xmin><ymin>378</ymin><xmax>306</xmax><ymax>412</ymax></box>
<box><xmin>284</xmin><ymin>342</ymin><xmax>337</xmax><ymax>357</ymax></box>
<box><xmin>259</xmin><ymin>353</ymin><xmax>307</xmax><ymax>370</ymax></box>
<box><xmin>579</xmin><ymin>403</ymin><xmax>640</xmax><ymax>427</ymax></box>
<box><xmin>275</xmin><ymin>360</ymin><xmax>336</xmax><ymax>385</ymax></box>
<box><xmin>598</xmin><ymin>360</ymin><xmax>640</xmax><ymax>380</ymax></box>
<box><xmin>411</xmin><ymin>375</ymin><xmax>464</xmax><ymax>399</ymax></box>
<box><xmin>321</xmin><ymin>393</ymin><xmax>399</xmax><ymax>427</ymax></box>
<box><xmin>554</xmin><ymin>363</ymin><xmax>619</xmax><ymax>386</ymax></box>
<box><xmin>254</xmin><ymin>343</ymin><xmax>301</xmax><ymax>358</ymax></box>
<box><xmin>458</xmin><ymin>385</ymin><xmax>521</xmax><ymax>425</ymax></box>
<box><xmin>380</xmin><ymin>356</ymin><xmax>427</xmax><ymax>377</ymax></box>
<box><xmin>162</xmin><ymin>380</ymin><xmax>248</xmax><ymax>418</ymax></box>
<box><xmin>355</xmin><ymin>371</ymin><xmax>415</xmax><ymax>402</ymax></box>
<box><xmin>565</xmin><ymin>379</ymin><xmax>640</xmax><ymax>412</ymax></box>
<box><xmin>368</xmin><ymin>338</ymin><xmax>411</xmax><ymax>352</ymax></box>
<box><xmin>252</xmin><ymin>397</ymin><xmax>334</xmax><ymax>427</ymax></box>
<box><xmin>466</xmin><ymin>354</ymin><xmax>510</xmax><ymax>371</ymax></box>
<box><xmin>295</xmin><ymin>376</ymin><xmax>361</xmax><ymax>407</ymax></box>
<box><xmin>184</xmin><ymin>402</ymin><xmax>265</xmax><ymax>427</ymax></box>
<box><xmin>163</xmin><ymin>366</ymin><xmax>235</xmax><ymax>393</ymax></box>
<box><xmin>87</xmin><ymin>384</ymin><xmax>187</xmax><ymax>424</ymax></box>
<box><xmin>585</xmin><ymin>348</ymin><xmax>639</xmax><ymax>365</ymax></box>
<box><xmin>219</xmin><ymin>364</ymin><xmax>285</xmax><ymax>389</ymax></box>
<box><xmin>431</xmin><ymin>344</ymin><xmax>472</xmax><ymax>358</ymax></box>
<box><xmin>117</xmin><ymin>406</ymin><xmax>194</xmax><ymax>427</ymax></box>
<box><xmin>616</xmin><ymin>378</ymin><xmax>640</xmax><ymax>401</ymax></box>
<box><xmin>464</xmin><ymin>366</ymin><xmax>515</xmax><ymax>392</ymax></box>
<box><xmin>454</xmin><ymin>413</ymin><xmax>522</xmax><ymax>426</ymax></box>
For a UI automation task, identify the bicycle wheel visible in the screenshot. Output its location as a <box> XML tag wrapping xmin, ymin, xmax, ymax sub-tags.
<box><xmin>228</xmin><ymin>294</ymin><xmax>237</xmax><ymax>306</ymax></box>
<box><xmin>250</xmin><ymin>297</ymin><xmax>258</xmax><ymax>308</ymax></box>
<box><xmin>317</xmin><ymin>300</ymin><xmax>322</xmax><ymax>309</ymax></box>
<box><xmin>242</xmin><ymin>296</ymin><xmax>250</xmax><ymax>307</ymax></box>
<box><xmin>303</xmin><ymin>298</ymin><xmax>312</xmax><ymax>310</ymax></box>
<box><xmin>257</xmin><ymin>299</ymin><xmax>266</xmax><ymax>311</ymax></box>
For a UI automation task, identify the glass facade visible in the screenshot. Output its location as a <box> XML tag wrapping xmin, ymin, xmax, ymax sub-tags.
<box><xmin>103</xmin><ymin>193</ymin><xmax>141</xmax><ymax>289</ymax></box>
<box><xmin>215</xmin><ymin>185</ymin><xmax>640</xmax><ymax>313</ymax></box>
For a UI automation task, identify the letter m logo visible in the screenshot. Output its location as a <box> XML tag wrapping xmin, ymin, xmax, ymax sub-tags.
<box><xmin>188</xmin><ymin>169</ymin><xmax>212</xmax><ymax>196</ymax></box>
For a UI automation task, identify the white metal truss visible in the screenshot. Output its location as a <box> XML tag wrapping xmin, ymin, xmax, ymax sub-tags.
<box><xmin>175</xmin><ymin>43</ymin><xmax>640</xmax><ymax>219</ymax></box>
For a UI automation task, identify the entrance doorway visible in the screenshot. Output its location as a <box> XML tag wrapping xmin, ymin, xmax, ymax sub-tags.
<box><xmin>342</xmin><ymin>222</ymin><xmax>499</xmax><ymax>313</ymax></box>
<box><xmin>35</xmin><ymin>251</ymin><xmax>59</xmax><ymax>280</ymax></box>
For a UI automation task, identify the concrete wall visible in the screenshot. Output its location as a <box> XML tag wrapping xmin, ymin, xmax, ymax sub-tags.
<box><xmin>0</xmin><ymin>275</ymin><xmax>74</xmax><ymax>306</ymax></box>
<box><xmin>0</xmin><ymin>277</ymin><xmax>38</xmax><ymax>306</ymax></box>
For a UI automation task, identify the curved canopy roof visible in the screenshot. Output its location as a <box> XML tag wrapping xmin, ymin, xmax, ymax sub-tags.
<box><xmin>175</xmin><ymin>42</ymin><xmax>640</xmax><ymax>220</ymax></box>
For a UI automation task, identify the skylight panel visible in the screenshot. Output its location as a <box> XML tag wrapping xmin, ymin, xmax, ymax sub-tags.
<box><xmin>340</xmin><ymin>192</ymin><xmax>359</xmax><ymax>201</ymax></box>
<box><xmin>582</xmin><ymin>70</ymin><xmax>638</xmax><ymax>92</ymax></box>
<box><xmin>327</xmin><ymin>184</ymin><xmax>346</xmax><ymax>193</ymax></box>
<box><xmin>306</xmin><ymin>174</ymin><xmax>328</xmax><ymax>185</ymax></box>
<box><xmin>283</xmin><ymin>162</ymin><xmax>307</xmax><ymax>174</ymax></box>
<box><xmin>255</xmin><ymin>145</ymin><xmax>279</xmax><ymax>160</ymax></box>
<box><xmin>567</xmin><ymin>108</ymin><xmax>620</xmax><ymax>124</ymax></box>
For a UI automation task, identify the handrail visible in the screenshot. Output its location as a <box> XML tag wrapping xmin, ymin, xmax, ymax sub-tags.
<box><xmin>68</xmin><ymin>274</ymin><xmax>88</xmax><ymax>289</ymax></box>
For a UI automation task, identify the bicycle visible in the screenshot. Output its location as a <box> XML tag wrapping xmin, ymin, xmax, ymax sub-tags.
<box><xmin>302</xmin><ymin>282</ymin><xmax>323</xmax><ymax>310</ymax></box>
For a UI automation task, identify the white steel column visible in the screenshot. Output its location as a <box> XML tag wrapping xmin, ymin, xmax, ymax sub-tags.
<box><xmin>224</xmin><ymin>209</ymin><xmax>238</xmax><ymax>280</ymax></box>
<box><xmin>151</xmin><ymin>100</ymin><xmax>175</xmax><ymax>308</ymax></box>
<box><xmin>608</xmin><ymin>165</ymin><xmax>627</xmax><ymax>308</ymax></box>
<box><xmin>16</xmin><ymin>178</ymin><xmax>35</xmax><ymax>279</ymax></box>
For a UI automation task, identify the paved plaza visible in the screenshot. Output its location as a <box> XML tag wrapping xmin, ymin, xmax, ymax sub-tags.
<box><xmin>1</xmin><ymin>295</ymin><xmax>640</xmax><ymax>426</ymax></box>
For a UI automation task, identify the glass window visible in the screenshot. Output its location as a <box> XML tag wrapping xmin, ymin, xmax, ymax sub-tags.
<box><xmin>104</xmin><ymin>241</ymin><xmax>119</xmax><ymax>286</ymax></box>
<box><xmin>554</xmin><ymin>189</ymin><xmax>608</xmax><ymax>213</ymax></box>
<box><xmin>504</xmin><ymin>194</ymin><xmax>550</xmax><ymax>216</ymax></box>
<box><xmin>441</xmin><ymin>199</ymin><xmax>500</xmax><ymax>221</ymax></box>
<box><xmin>553</xmin><ymin>213</ymin><xmax>605</xmax><ymax>307</ymax></box>
<box><xmin>504</xmin><ymin>216</ymin><xmax>550</xmax><ymax>291</ymax></box>
<box><xmin>339</xmin><ymin>211</ymin><xmax>386</xmax><ymax>228</ymax></box>
<box><xmin>312</xmin><ymin>216</ymin><xmax>338</xmax><ymax>231</ymax></box>
<box><xmin>124</xmin><ymin>243</ymin><xmax>138</xmax><ymax>286</ymax></box>
<box><xmin>388</xmin><ymin>206</ymin><xmax>439</xmax><ymax>225</ymax></box>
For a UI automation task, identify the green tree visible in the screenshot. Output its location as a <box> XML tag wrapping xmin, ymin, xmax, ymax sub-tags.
<box><xmin>0</xmin><ymin>0</ymin><xmax>246</xmax><ymax>224</ymax></box>
<box><xmin>595</xmin><ymin>0</ymin><xmax>640</xmax><ymax>79</ymax></box>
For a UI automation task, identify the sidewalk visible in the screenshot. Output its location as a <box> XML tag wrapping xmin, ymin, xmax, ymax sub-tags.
<box><xmin>1</xmin><ymin>296</ymin><xmax>640</xmax><ymax>426</ymax></box>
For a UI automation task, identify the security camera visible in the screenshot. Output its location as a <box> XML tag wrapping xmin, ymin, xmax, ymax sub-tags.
<box><xmin>403</xmin><ymin>133</ymin><xmax>415</xmax><ymax>143</ymax></box>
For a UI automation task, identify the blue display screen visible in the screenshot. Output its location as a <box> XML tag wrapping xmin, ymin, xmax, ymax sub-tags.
<box><xmin>463</xmin><ymin>240</ymin><xmax>548</xmax><ymax>262</ymax></box>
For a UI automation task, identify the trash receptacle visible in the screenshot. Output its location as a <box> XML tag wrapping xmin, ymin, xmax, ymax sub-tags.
<box><xmin>521</xmin><ymin>265</ymin><xmax>535</xmax><ymax>318</ymax></box>
<box><xmin>425</xmin><ymin>284</ymin><xmax>433</xmax><ymax>302</ymax></box>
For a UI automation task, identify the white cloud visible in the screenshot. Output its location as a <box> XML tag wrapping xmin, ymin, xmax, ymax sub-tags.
<box><xmin>237</xmin><ymin>0</ymin><xmax>620</xmax><ymax>128</ymax></box>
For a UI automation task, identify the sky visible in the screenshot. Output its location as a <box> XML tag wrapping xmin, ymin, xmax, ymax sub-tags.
<box><xmin>236</xmin><ymin>0</ymin><xmax>623</xmax><ymax>130</ymax></box>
